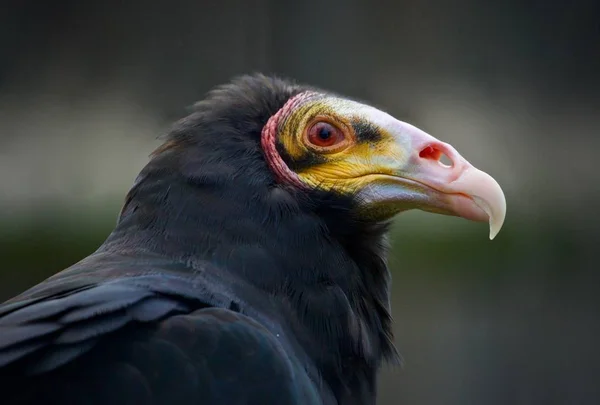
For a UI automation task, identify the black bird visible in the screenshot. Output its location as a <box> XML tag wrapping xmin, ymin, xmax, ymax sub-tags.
<box><xmin>0</xmin><ymin>74</ymin><xmax>506</xmax><ymax>405</ymax></box>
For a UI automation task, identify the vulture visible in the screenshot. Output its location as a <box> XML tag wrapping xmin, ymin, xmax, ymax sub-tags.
<box><xmin>0</xmin><ymin>74</ymin><xmax>506</xmax><ymax>405</ymax></box>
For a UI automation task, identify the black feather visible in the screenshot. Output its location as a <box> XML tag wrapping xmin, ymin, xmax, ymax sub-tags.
<box><xmin>56</xmin><ymin>313</ymin><xmax>131</xmax><ymax>344</ymax></box>
<box><xmin>28</xmin><ymin>339</ymin><xmax>98</xmax><ymax>375</ymax></box>
<box><xmin>0</xmin><ymin>341</ymin><xmax>45</xmax><ymax>366</ymax></box>
<box><xmin>0</xmin><ymin>324</ymin><xmax>61</xmax><ymax>348</ymax></box>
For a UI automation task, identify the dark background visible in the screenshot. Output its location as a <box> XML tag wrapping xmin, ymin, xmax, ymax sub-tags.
<box><xmin>1</xmin><ymin>1</ymin><xmax>599</xmax><ymax>404</ymax></box>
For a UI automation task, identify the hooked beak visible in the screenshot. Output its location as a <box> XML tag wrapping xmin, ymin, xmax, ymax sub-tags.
<box><xmin>357</xmin><ymin>120</ymin><xmax>506</xmax><ymax>240</ymax></box>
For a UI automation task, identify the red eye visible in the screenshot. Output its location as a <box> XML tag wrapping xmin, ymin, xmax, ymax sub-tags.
<box><xmin>306</xmin><ymin>121</ymin><xmax>346</xmax><ymax>150</ymax></box>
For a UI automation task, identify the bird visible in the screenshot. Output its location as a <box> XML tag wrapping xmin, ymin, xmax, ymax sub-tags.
<box><xmin>0</xmin><ymin>74</ymin><xmax>506</xmax><ymax>405</ymax></box>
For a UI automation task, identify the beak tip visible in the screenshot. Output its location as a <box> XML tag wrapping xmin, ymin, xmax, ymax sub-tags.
<box><xmin>486</xmin><ymin>193</ymin><xmax>506</xmax><ymax>241</ymax></box>
<box><xmin>489</xmin><ymin>213</ymin><xmax>505</xmax><ymax>240</ymax></box>
<box><xmin>468</xmin><ymin>175</ymin><xmax>506</xmax><ymax>241</ymax></box>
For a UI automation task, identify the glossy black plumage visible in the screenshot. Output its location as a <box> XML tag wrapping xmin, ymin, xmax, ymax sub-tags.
<box><xmin>0</xmin><ymin>74</ymin><xmax>397</xmax><ymax>405</ymax></box>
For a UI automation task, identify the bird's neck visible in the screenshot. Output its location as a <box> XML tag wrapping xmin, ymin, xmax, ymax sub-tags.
<box><xmin>104</xmin><ymin>166</ymin><xmax>397</xmax><ymax>404</ymax></box>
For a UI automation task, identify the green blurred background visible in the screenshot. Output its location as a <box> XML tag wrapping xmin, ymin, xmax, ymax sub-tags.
<box><xmin>1</xmin><ymin>1</ymin><xmax>598</xmax><ymax>404</ymax></box>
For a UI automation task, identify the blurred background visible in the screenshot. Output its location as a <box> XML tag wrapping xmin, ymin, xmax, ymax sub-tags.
<box><xmin>1</xmin><ymin>1</ymin><xmax>599</xmax><ymax>403</ymax></box>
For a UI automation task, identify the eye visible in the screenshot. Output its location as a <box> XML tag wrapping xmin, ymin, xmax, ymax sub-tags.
<box><xmin>306</xmin><ymin>121</ymin><xmax>346</xmax><ymax>150</ymax></box>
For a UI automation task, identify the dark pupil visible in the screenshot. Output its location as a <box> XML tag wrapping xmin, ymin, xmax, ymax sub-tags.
<box><xmin>318</xmin><ymin>126</ymin><xmax>331</xmax><ymax>140</ymax></box>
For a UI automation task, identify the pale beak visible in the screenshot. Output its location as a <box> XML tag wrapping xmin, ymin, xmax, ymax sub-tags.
<box><xmin>358</xmin><ymin>121</ymin><xmax>506</xmax><ymax>240</ymax></box>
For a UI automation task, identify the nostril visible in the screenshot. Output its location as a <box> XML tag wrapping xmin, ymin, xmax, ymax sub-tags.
<box><xmin>419</xmin><ymin>145</ymin><xmax>453</xmax><ymax>168</ymax></box>
<box><xmin>419</xmin><ymin>145</ymin><xmax>440</xmax><ymax>160</ymax></box>
<box><xmin>439</xmin><ymin>153</ymin><xmax>452</xmax><ymax>167</ymax></box>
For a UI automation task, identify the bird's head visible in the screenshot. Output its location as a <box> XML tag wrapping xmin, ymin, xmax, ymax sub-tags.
<box><xmin>260</xmin><ymin>86</ymin><xmax>506</xmax><ymax>239</ymax></box>
<box><xmin>137</xmin><ymin>74</ymin><xmax>505</xmax><ymax>243</ymax></box>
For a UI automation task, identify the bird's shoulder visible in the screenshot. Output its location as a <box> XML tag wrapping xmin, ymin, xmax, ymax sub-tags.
<box><xmin>0</xmin><ymin>251</ymin><xmax>325</xmax><ymax>405</ymax></box>
<box><xmin>0</xmin><ymin>251</ymin><xmax>220</xmax><ymax>373</ymax></box>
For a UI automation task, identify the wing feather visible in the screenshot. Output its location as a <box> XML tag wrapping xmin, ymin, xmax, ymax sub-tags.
<box><xmin>0</xmin><ymin>257</ymin><xmax>325</xmax><ymax>404</ymax></box>
<box><xmin>0</xmin><ymin>278</ymin><xmax>192</xmax><ymax>371</ymax></box>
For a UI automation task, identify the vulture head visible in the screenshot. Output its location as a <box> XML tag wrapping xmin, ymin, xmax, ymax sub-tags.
<box><xmin>132</xmin><ymin>74</ymin><xmax>505</xmax><ymax>239</ymax></box>
<box><xmin>260</xmin><ymin>87</ymin><xmax>505</xmax><ymax>237</ymax></box>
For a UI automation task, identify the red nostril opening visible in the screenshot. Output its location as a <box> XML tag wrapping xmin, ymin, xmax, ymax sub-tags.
<box><xmin>419</xmin><ymin>145</ymin><xmax>440</xmax><ymax>160</ymax></box>
<box><xmin>419</xmin><ymin>145</ymin><xmax>453</xmax><ymax>168</ymax></box>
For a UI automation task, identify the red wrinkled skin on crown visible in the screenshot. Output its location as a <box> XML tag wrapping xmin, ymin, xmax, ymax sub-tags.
<box><xmin>261</xmin><ymin>91</ymin><xmax>318</xmax><ymax>189</ymax></box>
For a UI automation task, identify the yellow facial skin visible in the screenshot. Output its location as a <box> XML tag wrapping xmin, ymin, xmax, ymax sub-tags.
<box><xmin>278</xmin><ymin>97</ymin><xmax>409</xmax><ymax>195</ymax></box>
<box><xmin>275</xmin><ymin>94</ymin><xmax>507</xmax><ymax>239</ymax></box>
